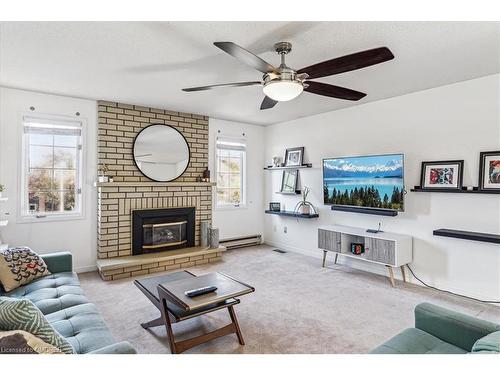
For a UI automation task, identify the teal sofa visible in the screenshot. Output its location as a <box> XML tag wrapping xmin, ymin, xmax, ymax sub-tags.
<box><xmin>371</xmin><ymin>302</ymin><xmax>500</xmax><ymax>354</ymax></box>
<box><xmin>0</xmin><ymin>252</ymin><xmax>136</xmax><ymax>354</ymax></box>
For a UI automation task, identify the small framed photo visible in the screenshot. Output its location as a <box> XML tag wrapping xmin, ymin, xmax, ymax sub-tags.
<box><xmin>280</xmin><ymin>170</ymin><xmax>298</xmax><ymax>194</ymax></box>
<box><xmin>284</xmin><ymin>147</ymin><xmax>304</xmax><ymax>167</ymax></box>
<box><xmin>479</xmin><ymin>151</ymin><xmax>500</xmax><ymax>191</ymax></box>
<box><xmin>420</xmin><ymin>160</ymin><xmax>464</xmax><ymax>190</ymax></box>
<box><xmin>269</xmin><ymin>202</ymin><xmax>281</xmax><ymax>212</ymax></box>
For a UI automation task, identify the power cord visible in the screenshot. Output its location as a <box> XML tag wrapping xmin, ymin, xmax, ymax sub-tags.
<box><xmin>406</xmin><ymin>265</ymin><xmax>500</xmax><ymax>304</ymax></box>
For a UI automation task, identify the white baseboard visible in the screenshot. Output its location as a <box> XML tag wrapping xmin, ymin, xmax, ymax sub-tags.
<box><xmin>75</xmin><ymin>265</ymin><xmax>97</xmax><ymax>273</ymax></box>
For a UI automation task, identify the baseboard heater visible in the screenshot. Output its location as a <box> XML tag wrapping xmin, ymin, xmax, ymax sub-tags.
<box><xmin>219</xmin><ymin>234</ymin><xmax>262</xmax><ymax>250</ymax></box>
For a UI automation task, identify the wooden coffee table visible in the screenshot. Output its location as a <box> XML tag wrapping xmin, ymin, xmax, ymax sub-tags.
<box><xmin>134</xmin><ymin>270</ymin><xmax>254</xmax><ymax>353</ymax></box>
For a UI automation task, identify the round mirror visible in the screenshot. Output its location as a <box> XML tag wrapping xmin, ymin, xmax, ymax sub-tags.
<box><xmin>133</xmin><ymin>124</ymin><xmax>190</xmax><ymax>182</ymax></box>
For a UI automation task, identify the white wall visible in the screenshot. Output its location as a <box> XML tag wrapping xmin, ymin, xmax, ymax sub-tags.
<box><xmin>209</xmin><ymin>118</ymin><xmax>265</xmax><ymax>240</ymax></box>
<box><xmin>0</xmin><ymin>87</ymin><xmax>97</xmax><ymax>272</ymax></box>
<box><xmin>264</xmin><ymin>74</ymin><xmax>500</xmax><ymax>301</ymax></box>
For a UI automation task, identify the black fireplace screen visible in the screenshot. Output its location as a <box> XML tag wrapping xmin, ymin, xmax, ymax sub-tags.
<box><xmin>132</xmin><ymin>207</ymin><xmax>195</xmax><ymax>255</ymax></box>
<box><xmin>142</xmin><ymin>220</ymin><xmax>187</xmax><ymax>250</ymax></box>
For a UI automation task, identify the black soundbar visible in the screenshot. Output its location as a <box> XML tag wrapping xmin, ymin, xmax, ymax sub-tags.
<box><xmin>331</xmin><ymin>205</ymin><xmax>398</xmax><ymax>217</ymax></box>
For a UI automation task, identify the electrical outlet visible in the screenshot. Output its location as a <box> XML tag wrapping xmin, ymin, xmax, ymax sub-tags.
<box><xmin>284</xmin><ymin>226</ymin><xmax>287</xmax><ymax>234</ymax></box>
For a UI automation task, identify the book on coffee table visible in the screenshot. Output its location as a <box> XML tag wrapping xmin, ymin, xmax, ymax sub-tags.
<box><xmin>158</xmin><ymin>272</ymin><xmax>254</xmax><ymax>311</ymax></box>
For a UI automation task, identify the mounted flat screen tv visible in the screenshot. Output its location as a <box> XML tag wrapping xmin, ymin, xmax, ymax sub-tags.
<box><xmin>323</xmin><ymin>153</ymin><xmax>405</xmax><ymax>211</ymax></box>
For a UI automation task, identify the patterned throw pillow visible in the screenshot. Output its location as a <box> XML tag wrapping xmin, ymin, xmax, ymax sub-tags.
<box><xmin>0</xmin><ymin>330</ymin><xmax>64</xmax><ymax>354</ymax></box>
<box><xmin>0</xmin><ymin>247</ymin><xmax>51</xmax><ymax>292</ymax></box>
<box><xmin>0</xmin><ymin>297</ymin><xmax>74</xmax><ymax>354</ymax></box>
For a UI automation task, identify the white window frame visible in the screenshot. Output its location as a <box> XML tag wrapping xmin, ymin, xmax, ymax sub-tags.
<box><xmin>215</xmin><ymin>136</ymin><xmax>247</xmax><ymax>210</ymax></box>
<box><xmin>18</xmin><ymin>112</ymin><xmax>86</xmax><ymax>223</ymax></box>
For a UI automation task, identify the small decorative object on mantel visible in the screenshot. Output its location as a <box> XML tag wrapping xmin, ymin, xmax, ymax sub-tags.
<box><xmin>98</xmin><ymin>163</ymin><xmax>110</xmax><ymax>183</ymax></box>
<box><xmin>284</xmin><ymin>147</ymin><xmax>304</xmax><ymax>167</ymax></box>
<box><xmin>202</xmin><ymin>167</ymin><xmax>211</xmax><ymax>182</ymax></box>
<box><xmin>108</xmin><ymin>176</ymin><xmax>114</xmax><ymax>183</ymax></box>
<box><xmin>196</xmin><ymin>175</ymin><xmax>203</xmax><ymax>183</ymax></box>
<box><xmin>420</xmin><ymin>160</ymin><xmax>464</xmax><ymax>190</ymax></box>
<box><xmin>0</xmin><ymin>184</ymin><xmax>4</xmax><ymax>198</ymax></box>
<box><xmin>200</xmin><ymin>221</ymin><xmax>210</xmax><ymax>248</ymax></box>
<box><xmin>478</xmin><ymin>150</ymin><xmax>500</xmax><ymax>192</ymax></box>
<box><xmin>272</xmin><ymin>156</ymin><xmax>281</xmax><ymax>168</ymax></box>
<box><xmin>269</xmin><ymin>202</ymin><xmax>281</xmax><ymax>212</ymax></box>
<box><xmin>294</xmin><ymin>186</ymin><xmax>316</xmax><ymax>215</ymax></box>
<box><xmin>209</xmin><ymin>226</ymin><xmax>219</xmax><ymax>249</ymax></box>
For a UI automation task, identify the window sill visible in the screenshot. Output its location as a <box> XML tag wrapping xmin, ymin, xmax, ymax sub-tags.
<box><xmin>17</xmin><ymin>213</ymin><xmax>85</xmax><ymax>224</ymax></box>
<box><xmin>216</xmin><ymin>205</ymin><xmax>247</xmax><ymax>211</ymax></box>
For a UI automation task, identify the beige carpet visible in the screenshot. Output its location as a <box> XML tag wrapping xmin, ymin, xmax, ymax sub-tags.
<box><xmin>78</xmin><ymin>245</ymin><xmax>500</xmax><ymax>354</ymax></box>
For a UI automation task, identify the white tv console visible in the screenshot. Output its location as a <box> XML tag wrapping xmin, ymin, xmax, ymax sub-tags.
<box><xmin>318</xmin><ymin>224</ymin><xmax>413</xmax><ymax>287</ymax></box>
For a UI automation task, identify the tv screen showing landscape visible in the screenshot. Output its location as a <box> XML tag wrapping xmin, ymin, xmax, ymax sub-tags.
<box><xmin>323</xmin><ymin>154</ymin><xmax>404</xmax><ymax>211</ymax></box>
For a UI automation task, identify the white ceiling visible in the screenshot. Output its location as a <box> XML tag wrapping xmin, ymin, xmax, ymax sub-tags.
<box><xmin>1</xmin><ymin>22</ymin><xmax>499</xmax><ymax>125</ymax></box>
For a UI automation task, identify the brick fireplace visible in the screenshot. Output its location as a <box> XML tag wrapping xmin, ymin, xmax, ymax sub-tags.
<box><xmin>95</xmin><ymin>101</ymin><xmax>225</xmax><ymax>281</ymax></box>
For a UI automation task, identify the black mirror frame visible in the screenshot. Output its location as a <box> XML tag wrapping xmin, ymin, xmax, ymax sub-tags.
<box><xmin>132</xmin><ymin>123</ymin><xmax>191</xmax><ymax>182</ymax></box>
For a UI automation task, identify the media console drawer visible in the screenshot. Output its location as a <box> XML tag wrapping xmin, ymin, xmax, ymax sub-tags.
<box><xmin>318</xmin><ymin>229</ymin><xmax>341</xmax><ymax>252</ymax></box>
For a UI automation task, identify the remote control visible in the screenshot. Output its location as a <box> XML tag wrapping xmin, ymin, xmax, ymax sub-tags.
<box><xmin>184</xmin><ymin>286</ymin><xmax>218</xmax><ymax>298</ymax></box>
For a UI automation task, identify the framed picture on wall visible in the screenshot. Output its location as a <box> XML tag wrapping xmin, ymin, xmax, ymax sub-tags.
<box><xmin>478</xmin><ymin>151</ymin><xmax>500</xmax><ymax>191</ymax></box>
<box><xmin>420</xmin><ymin>160</ymin><xmax>464</xmax><ymax>190</ymax></box>
<box><xmin>284</xmin><ymin>147</ymin><xmax>304</xmax><ymax>167</ymax></box>
<box><xmin>280</xmin><ymin>170</ymin><xmax>298</xmax><ymax>194</ymax></box>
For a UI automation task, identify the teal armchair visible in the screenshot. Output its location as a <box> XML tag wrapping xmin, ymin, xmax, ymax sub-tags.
<box><xmin>371</xmin><ymin>302</ymin><xmax>500</xmax><ymax>354</ymax></box>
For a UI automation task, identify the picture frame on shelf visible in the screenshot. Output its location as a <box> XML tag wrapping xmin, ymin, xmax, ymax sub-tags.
<box><xmin>269</xmin><ymin>202</ymin><xmax>281</xmax><ymax>212</ymax></box>
<box><xmin>284</xmin><ymin>147</ymin><xmax>304</xmax><ymax>167</ymax></box>
<box><xmin>478</xmin><ymin>151</ymin><xmax>500</xmax><ymax>192</ymax></box>
<box><xmin>420</xmin><ymin>160</ymin><xmax>464</xmax><ymax>190</ymax></box>
<box><xmin>280</xmin><ymin>170</ymin><xmax>298</xmax><ymax>194</ymax></box>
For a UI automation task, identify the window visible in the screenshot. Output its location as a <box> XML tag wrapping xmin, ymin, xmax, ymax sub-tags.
<box><xmin>215</xmin><ymin>137</ymin><xmax>246</xmax><ymax>208</ymax></box>
<box><xmin>21</xmin><ymin>115</ymin><xmax>83</xmax><ymax>219</ymax></box>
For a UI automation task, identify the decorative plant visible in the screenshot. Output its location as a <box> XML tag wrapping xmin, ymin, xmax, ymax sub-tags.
<box><xmin>98</xmin><ymin>163</ymin><xmax>109</xmax><ymax>176</ymax></box>
<box><xmin>0</xmin><ymin>184</ymin><xmax>4</xmax><ymax>193</ymax></box>
<box><xmin>294</xmin><ymin>186</ymin><xmax>317</xmax><ymax>214</ymax></box>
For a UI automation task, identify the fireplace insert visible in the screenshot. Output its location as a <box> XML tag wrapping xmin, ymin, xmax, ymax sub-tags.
<box><xmin>132</xmin><ymin>208</ymin><xmax>195</xmax><ymax>255</ymax></box>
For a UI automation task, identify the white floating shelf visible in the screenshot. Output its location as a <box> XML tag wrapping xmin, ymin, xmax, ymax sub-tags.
<box><xmin>0</xmin><ymin>197</ymin><xmax>8</xmax><ymax>202</ymax></box>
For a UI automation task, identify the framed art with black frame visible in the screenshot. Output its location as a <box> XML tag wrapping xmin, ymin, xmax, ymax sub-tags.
<box><xmin>420</xmin><ymin>160</ymin><xmax>464</xmax><ymax>190</ymax></box>
<box><xmin>284</xmin><ymin>147</ymin><xmax>304</xmax><ymax>167</ymax></box>
<box><xmin>478</xmin><ymin>151</ymin><xmax>500</xmax><ymax>192</ymax></box>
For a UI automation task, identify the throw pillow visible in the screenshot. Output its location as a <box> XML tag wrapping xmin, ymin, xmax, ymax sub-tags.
<box><xmin>0</xmin><ymin>247</ymin><xmax>51</xmax><ymax>292</ymax></box>
<box><xmin>472</xmin><ymin>331</ymin><xmax>500</xmax><ymax>353</ymax></box>
<box><xmin>0</xmin><ymin>330</ymin><xmax>64</xmax><ymax>354</ymax></box>
<box><xmin>0</xmin><ymin>297</ymin><xmax>74</xmax><ymax>354</ymax></box>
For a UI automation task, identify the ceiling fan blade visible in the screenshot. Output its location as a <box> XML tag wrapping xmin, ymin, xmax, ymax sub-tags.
<box><xmin>304</xmin><ymin>81</ymin><xmax>366</xmax><ymax>101</ymax></box>
<box><xmin>214</xmin><ymin>42</ymin><xmax>276</xmax><ymax>74</ymax></box>
<box><xmin>298</xmin><ymin>47</ymin><xmax>394</xmax><ymax>79</ymax></box>
<box><xmin>182</xmin><ymin>81</ymin><xmax>261</xmax><ymax>92</ymax></box>
<box><xmin>260</xmin><ymin>96</ymin><xmax>278</xmax><ymax>110</ymax></box>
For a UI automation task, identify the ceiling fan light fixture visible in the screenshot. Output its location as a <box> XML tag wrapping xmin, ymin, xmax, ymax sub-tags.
<box><xmin>262</xmin><ymin>80</ymin><xmax>303</xmax><ymax>102</ymax></box>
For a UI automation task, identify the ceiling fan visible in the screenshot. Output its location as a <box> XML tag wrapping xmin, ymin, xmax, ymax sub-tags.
<box><xmin>182</xmin><ymin>41</ymin><xmax>394</xmax><ymax>110</ymax></box>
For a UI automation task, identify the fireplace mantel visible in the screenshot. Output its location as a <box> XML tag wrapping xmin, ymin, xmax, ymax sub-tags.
<box><xmin>95</xmin><ymin>181</ymin><xmax>216</xmax><ymax>187</ymax></box>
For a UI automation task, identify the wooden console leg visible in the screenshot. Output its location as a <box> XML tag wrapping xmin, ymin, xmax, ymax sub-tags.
<box><xmin>386</xmin><ymin>266</ymin><xmax>395</xmax><ymax>287</ymax></box>
<box><xmin>161</xmin><ymin>298</ymin><xmax>178</xmax><ymax>354</ymax></box>
<box><xmin>322</xmin><ymin>250</ymin><xmax>327</xmax><ymax>267</ymax></box>
<box><xmin>141</xmin><ymin>316</ymin><xmax>164</xmax><ymax>329</ymax></box>
<box><xmin>334</xmin><ymin>253</ymin><xmax>339</xmax><ymax>265</ymax></box>
<box><xmin>400</xmin><ymin>265</ymin><xmax>407</xmax><ymax>283</ymax></box>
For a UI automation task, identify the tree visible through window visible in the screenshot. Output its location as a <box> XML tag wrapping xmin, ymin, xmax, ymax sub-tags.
<box><xmin>22</xmin><ymin>116</ymin><xmax>82</xmax><ymax>217</ymax></box>
<box><xmin>216</xmin><ymin>137</ymin><xmax>246</xmax><ymax>207</ymax></box>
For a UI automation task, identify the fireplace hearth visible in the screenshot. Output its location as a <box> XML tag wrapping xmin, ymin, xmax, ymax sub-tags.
<box><xmin>132</xmin><ymin>207</ymin><xmax>195</xmax><ymax>255</ymax></box>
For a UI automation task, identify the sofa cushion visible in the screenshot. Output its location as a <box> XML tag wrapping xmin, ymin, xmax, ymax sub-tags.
<box><xmin>0</xmin><ymin>247</ymin><xmax>51</xmax><ymax>292</ymax></box>
<box><xmin>0</xmin><ymin>330</ymin><xmax>65</xmax><ymax>354</ymax></box>
<box><xmin>45</xmin><ymin>303</ymin><xmax>116</xmax><ymax>354</ymax></box>
<box><xmin>370</xmin><ymin>328</ymin><xmax>467</xmax><ymax>354</ymax></box>
<box><xmin>472</xmin><ymin>331</ymin><xmax>500</xmax><ymax>353</ymax></box>
<box><xmin>0</xmin><ymin>297</ymin><xmax>74</xmax><ymax>354</ymax></box>
<box><xmin>2</xmin><ymin>272</ymin><xmax>87</xmax><ymax>315</ymax></box>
